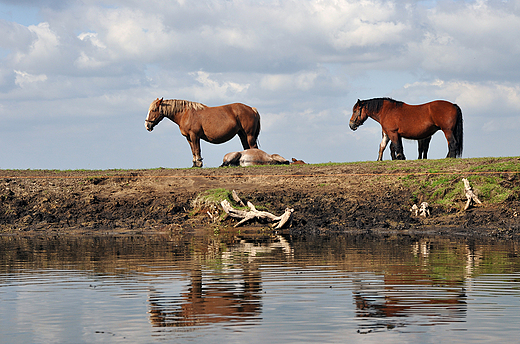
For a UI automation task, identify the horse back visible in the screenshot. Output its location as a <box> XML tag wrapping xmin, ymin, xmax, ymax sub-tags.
<box><xmin>425</xmin><ymin>100</ymin><xmax>460</xmax><ymax>128</ymax></box>
<box><xmin>228</xmin><ymin>103</ymin><xmax>260</xmax><ymax>123</ymax></box>
<box><xmin>382</xmin><ymin>100</ymin><xmax>457</xmax><ymax>139</ymax></box>
<box><xmin>202</xmin><ymin>103</ymin><xmax>258</xmax><ymax>123</ymax></box>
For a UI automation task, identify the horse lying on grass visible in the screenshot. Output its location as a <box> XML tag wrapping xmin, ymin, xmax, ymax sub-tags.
<box><xmin>220</xmin><ymin>148</ymin><xmax>289</xmax><ymax>167</ymax></box>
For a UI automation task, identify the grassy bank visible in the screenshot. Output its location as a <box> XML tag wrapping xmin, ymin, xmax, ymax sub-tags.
<box><xmin>175</xmin><ymin>156</ymin><xmax>520</xmax><ymax>220</ymax></box>
<box><xmin>1</xmin><ymin>156</ymin><xmax>520</xmax><ymax>237</ymax></box>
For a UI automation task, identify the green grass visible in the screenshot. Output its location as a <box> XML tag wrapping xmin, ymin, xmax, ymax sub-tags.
<box><xmin>191</xmin><ymin>188</ymin><xmax>232</xmax><ymax>209</ymax></box>
<box><xmin>464</xmin><ymin>159</ymin><xmax>520</xmax><ymax>173</ymax></box>
<box><xmin>400</xmin><ymin>170</ymin><xmax>518</xmax><ymax>210</ymax></box>
<box><xmin>466</xmin><ymin>175</ymin><xmax>517</xmax><ymax>204</ymax></box>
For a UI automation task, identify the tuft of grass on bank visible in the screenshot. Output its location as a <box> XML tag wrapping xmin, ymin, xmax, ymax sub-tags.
<box><xmin>191</xmin><ymin>188</ymin><xmax>232</xmax><ymax>213</ymax></box>
<box><xmin>190</xmin><ymin>188</ymin><xmax>255</xmax><ymax>219</ymax></box>
<box><xmin>400</xmin><ymin>172</ymin><xmax>519</xmax><ymax>210</ymax></box>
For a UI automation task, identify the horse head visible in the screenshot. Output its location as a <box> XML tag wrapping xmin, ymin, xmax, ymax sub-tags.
<box><xmin>349</xmin><ymin>99</ymin><xmax>367</xmax><ymax>131</ymax></box>
<box><xmin>270</xmin><ymin>154</ymin><xmax>290</xmax><ymax>165</ymax></box>
<box><xmin>145</xmin><ymin>98</ymin><xmax>164</xmax><ymax>131</ymax></box>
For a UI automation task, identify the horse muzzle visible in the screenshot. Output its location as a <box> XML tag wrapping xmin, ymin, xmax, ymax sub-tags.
<box><xmin>349</xmin><ymin>120</ymin><xmax>359</xmax><ymax>131</ymax></box>
<box><xmin>145</xmin><ymin>121</ymin><xmax>154</xmax><ymax>132</ymax></box>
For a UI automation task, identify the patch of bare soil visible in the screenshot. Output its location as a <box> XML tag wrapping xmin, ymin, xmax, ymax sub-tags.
<box><xmin>1</xmin><ymin>160</ymin><xmax>520</xmax><ymax>239</ymax></box>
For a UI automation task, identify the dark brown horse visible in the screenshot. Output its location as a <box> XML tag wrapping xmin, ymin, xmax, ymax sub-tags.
<box><xmin>145</xmin><ymin>98</ymin><xmax>261</xmax><ymax>167</ymax></box>
<box><xmin>350</xmin><ymin>98</ymin><xmax>463</xmax><ymax>160</ymax></box>
<box><xmin>379</xmin><ymin>131</ymin><xmax>432</xmax><ymax>161</ymax></box>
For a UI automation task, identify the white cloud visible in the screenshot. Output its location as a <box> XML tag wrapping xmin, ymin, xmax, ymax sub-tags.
<box><xmin>402</xmin><ymin>79</ymin><xmax>520</xmax><ymax>114</ymax></box>
<box><xmin>13</xmin><ymin>22</ymin><xmax>60</xmax><ymax>69</ymax></box>
<box><xmin>408</xmin><ymin>1</ymin><xmax>520</xmax><ymax>79</ymax></box>
<box><xmin>13</xmin><ymin>70</ymin><xmax>47</xmax><ymax>87</ymax></box>
<box><xmin>77</xmin><ymin>32</ymin><xmax>106</xmax><ymax>49</ymax></box>
<box><xmin>0</xmin><ymin>19</ymin><xmax>35</xmax><ymax>52</ymax></box>
<box><xmin>260</xmin><ymin>71</ymin><xmax>319</xmax><ymax>92</ymax></box>
<box><xmin>75</xmin><ymin>32</ymin><xmax>108</xmax><ymax>69</ymax></box>
<box><xmin>187</xmin><ymin>71</ymin><xmax>250</xmax><ymax>101</ymax></box>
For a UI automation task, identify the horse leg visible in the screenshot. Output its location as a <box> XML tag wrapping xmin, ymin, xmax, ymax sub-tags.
<box><xmin>238</xmin><ymin>130</ymin><xmax>259</xmax><ymax>150</ymax></box>
<box><xmin>389</xmin><ymin>134</ymin><xmax>405</xmax><ymax>160</ymax></box>
<box><xmin>418</xmin><ymin>137</ymin><xmax>432</xmax><ymax>159</ymax></box>
<box><xmin>237</xmin><ymin>131</ymin><xmax>251</xmax><ymax>150</ymax></box>
<box><xmin>187</xmin><ymin>136</ymin><xmax>203</xmax><ymax>167</ymax></box>
<box><xmin>247</xmin><ymin>133</ymin><xmax>259</xmax><ymax>149</ymax></box>
<box><xmin>221</xmin><ymin>151</ymin><xmax>241</xmax><ymax>167</ymax></box>
<box><xmin>378</xmin><ymin>132</ymin><xmax>390</xmax><ymax>161</ymax></box>
<box><xmin>390</xmin><ymin>142</ymin><xmax>397</xmax><ymax>160</ymax></box>
<box><xmin>442</xmin><ymin>130</ymin><xmax>457</xmax><ymax>158</ymax></box>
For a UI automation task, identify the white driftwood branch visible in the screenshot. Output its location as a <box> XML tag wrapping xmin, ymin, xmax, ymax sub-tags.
<box><xmin>221</xmin><ymin>199</ymin><xmax>294</xmax><ymax>228</ymax></box>
<box><xmin>419</xmin><ymin>202</ymin><xmax>430</xmax><ymax>217</ymax></box>
<box><xmin>463</xmin><ymin>178</ymin><xmax>482</xmax><ymax>210</ymax></box>
<box><xmin>410</xmin><ymin>202</ymin><xmax>430</xmax><ymax>217</ymax></box>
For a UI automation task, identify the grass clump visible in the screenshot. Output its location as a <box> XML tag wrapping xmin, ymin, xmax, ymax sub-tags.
<box><xmin>190</xmin><ymin>188</ymin><xmax>255</xmax><ymax>221</ymax></box>
<box><xmin>401</xmin><ymin>174</ymin><xmax>461</xmax><ymax>209</ymax></box>
<box><xmin>465</xmin><ymin>159</ymin><xmax>520</xmax><ymax>173</ymax></box>
<box><xmin>466</xmin><ymin>175</ymin><xmax>517</xmax><ymax>204</ymax></box>
<box><xmin>191</xmin><ymin>188</ymin><xmax>233</xmax><ymax>214</ymax></box>
<box><xmin>401</xmin><ymin>171</ymin><xmax>519</xmax><ymax>211</ymax></box>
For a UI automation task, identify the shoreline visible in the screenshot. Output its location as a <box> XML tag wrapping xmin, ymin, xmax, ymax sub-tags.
<box><xmin>2</xmin><ymin>157</ymin><xmax>520</xmax><ymax>239</ymax></box>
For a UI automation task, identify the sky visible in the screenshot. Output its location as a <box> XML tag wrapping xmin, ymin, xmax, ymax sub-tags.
<box><xmin>1</xmin><ymin>0</ymin><xmax>520</xmax><ymax>169</ymax></box>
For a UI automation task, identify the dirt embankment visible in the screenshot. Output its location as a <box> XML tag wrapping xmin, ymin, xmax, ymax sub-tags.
<box><xmin>1</xmin><ymin>157</ymin><xmax>520</xmax><ymax>239</ymax></box>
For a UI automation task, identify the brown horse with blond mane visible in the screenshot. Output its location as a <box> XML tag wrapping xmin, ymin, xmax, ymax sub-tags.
<box><xmin>350</xmin><ymin>98</ymin><xmax>463</xmax><ymax>160</ymax></box>
<box><xmin>145</xmin><ymin>98</ymin><xmax>261</xmax><ymax>167</ymax></box>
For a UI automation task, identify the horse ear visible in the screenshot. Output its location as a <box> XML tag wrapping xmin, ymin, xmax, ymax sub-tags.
<box><xmin>158</xmin><ymin>98</ymin><xmax>163</xmax><ymax>105</ymax></box>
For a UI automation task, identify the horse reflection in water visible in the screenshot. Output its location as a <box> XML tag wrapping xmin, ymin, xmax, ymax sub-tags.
<box><xmin>353</xmin><ymin>284</ymin><xmax>467</xmax><ymax>329</ymax></box>
<box><xmin>147</xmin><ymin>235</ymin><xmax>292</xmax><ymax>327</ymax></box>
<box><xmin>353</xmin><ymin>239</ymin><xmax>473</xmax><ymax>332</ymax></box>
<box><xmin>148</xmin><ymin>265</ymin><xmax>262</xmax><ymax>327</ymax></box>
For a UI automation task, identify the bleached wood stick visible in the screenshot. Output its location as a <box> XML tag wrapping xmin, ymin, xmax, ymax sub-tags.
<box><xmin>274</xmin><ymin>208</ymin><xmax>294</xmax><ymax>229</ymax></box>
<box><xmin>463</xmin><ymin>178</ymin><xmax>482</xmax><ymax>210</ymax></box>
<box><xmin>220</xmin><ymin>199</ymin><xmax>294</xmax><ymax>228</ymax></box>
<box><xmin>221</xmin><ymin>199</ymin><xmax>248</xmax><ymax>218</ymax></box>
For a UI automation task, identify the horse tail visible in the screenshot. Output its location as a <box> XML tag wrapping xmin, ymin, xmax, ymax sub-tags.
<box><xmin>252</xmin><ymin>107</ymin><xmax>261</xmax><ymax>148</ymax></box>
<box><xmin>453</xmin><ymin>104</ymin><xmax>463</xmax><ymax>157</ymax></box>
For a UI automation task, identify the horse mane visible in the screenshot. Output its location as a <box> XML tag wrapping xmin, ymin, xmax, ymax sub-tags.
<box><xmin>361</xmin><ymin>97</ymin><xmax>404</xmax><ymax>114</ymax></box>
<box><xmin>161</xmin><ymin>99</ymin><xmax>207</xmax><ymax>116</ymax></box>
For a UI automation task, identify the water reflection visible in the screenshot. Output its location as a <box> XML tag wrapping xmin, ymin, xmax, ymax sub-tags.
<box><xmin>148</xmin><ymin>264</ymin><xmax>262</xmax><ymax>328</ymax></box>
<box><xmin>1</xmin><ymin>232</ymin><xmax>520</xmax><ymax>343</ymax></box>
<box><xmin>353</xmin><ymin>271</ymin><xmax>467</xmax><ymax>332</ymax></box>
<box><xmin>147</xmin><ymin>235</ymin><xmax>292</xmax><ymax>329</ymax></box>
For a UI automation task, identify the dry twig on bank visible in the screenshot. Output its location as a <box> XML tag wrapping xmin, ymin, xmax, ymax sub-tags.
<box><xmin>463</xmin><ymin>178</ymin><xmax>482</xmax><ymax>210</ymax></box>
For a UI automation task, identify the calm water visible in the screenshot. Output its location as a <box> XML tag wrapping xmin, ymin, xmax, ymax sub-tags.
<box><xmin>1</xmin><ymin>232</ymin><xmax>520</xmax><ymax>343</ymax></box>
